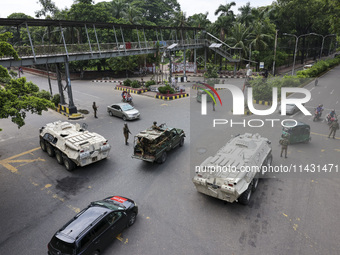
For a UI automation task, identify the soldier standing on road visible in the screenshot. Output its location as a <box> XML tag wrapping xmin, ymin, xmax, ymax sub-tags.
<box><xmin>280</xmin><ymin>135</ymin><xmax>289</xmax><ymax>158</ymax></box>
<box><xmin>315</xmin><ymin>78</ymin><xmax>318</xmax><ymax>86</ymax></box>
<box><xmin>328</xmin><ymin>119</ymin><xmax>339</xmax><ymax>139</ymax></box>
<box><xmin>123</xmin><ymin>123</ymin><xmax>132</xmax><ymax>145</ymax></box>
<box><xmin>92</xmin><ymin>102</ymin><xmax>98</xmax><ymax>118</ymax></box>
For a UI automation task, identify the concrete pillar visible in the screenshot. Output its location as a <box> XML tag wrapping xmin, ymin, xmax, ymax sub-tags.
<box><xmin>56</xmin><ymin>63</ymin><xmax>66</xmax><ymax>105</ymax></box>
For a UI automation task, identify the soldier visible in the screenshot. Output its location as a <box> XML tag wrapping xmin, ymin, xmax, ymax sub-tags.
<box><xmin>328</xmin><ymin>119</ymin><xmax>339</xmax><ymax>139</ymax></box>
<box><xmin>135</xmin><ymin>137</ymin><xmax>144</xmax><ymax>157</ymax></box>
<box><xmin>152</xmin><ymin>121</ymin><xmax>162</xmax><ymax>131</ymax></box>
<box><xmin>123</xmin><ymin>123</ymin><xmax>131</xmax><ymax>145</ymax></box>
<box><xmin>280</xmin><ymin>135</ymin><xmax>289</xmax><ymax>158</ymax></box>
<box><xmin>92</xmin><ymin>102</ymin><xmax>98</xmax><ymax>118</ymax></box>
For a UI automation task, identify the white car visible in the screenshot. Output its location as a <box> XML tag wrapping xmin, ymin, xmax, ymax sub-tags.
<box><xmin>278</xmin><ymin>103</ymin><xmax>301</xmax><ymax>115</ymax></box>
<box><xmin>107</xmin><ymin>103</ymin><xmax>140</xmax><ymax>120</ymax></box>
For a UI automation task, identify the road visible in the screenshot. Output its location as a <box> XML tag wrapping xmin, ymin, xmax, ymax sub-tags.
<box><xmin>0</xmin><ymin>67</ymin><xmax>339</xmax><ymax>255</ymax></box>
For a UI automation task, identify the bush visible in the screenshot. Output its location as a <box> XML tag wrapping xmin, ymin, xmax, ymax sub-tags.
<box><xmin>158</xmin><ymin>85</ymin><xmax>175</xmax><ymax>94</ymax></box>
<box><xmin>131</xmin><ymin>80</ymin><xmax>140</xmax><ymax>88</ymax></box>
<box><xmin>52</xmin><ymin>94</ymin><xmax>61</xmax><ymax>106</ymax></box>
<box><xmin>123</xmin><ymin>79</ymin><xmax>132</xmax><ymax>87</ymax></box>
<box><xmin>145</xmin><ymin>80</ymin><xmax>156</xmax><ymax>87</ymax></box>
<box><xmin>36</xmin><ymin>90</ymin><xmax>51</xmax><ymax>100</ymax></box>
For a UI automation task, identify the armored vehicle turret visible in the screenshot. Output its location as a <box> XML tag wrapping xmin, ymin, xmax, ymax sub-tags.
<box><xmin>192</xmin><ymin>133</ymin><xmax>272</xmax><ymax>205</ymax></box>
<box><xmin>39</xmin><ymin>121</ymin><xmax>111</xmax><ymax>171</ymax></box>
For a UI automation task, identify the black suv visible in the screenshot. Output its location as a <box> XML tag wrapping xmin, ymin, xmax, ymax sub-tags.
<box><xmin>48</xmin><ymin>196</ymin><xmax>138</xmax><ymax>255</ymax></box>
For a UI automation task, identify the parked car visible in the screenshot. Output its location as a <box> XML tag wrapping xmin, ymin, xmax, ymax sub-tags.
<box><xmin>48</xmin><ymin>196</ymin><xmax>138</xmax><ymax>255</ymax></box>
<box><xmin>107</xmin><ymin>103</ymin><xmax>140</xmax><ymax>121</ymax></box>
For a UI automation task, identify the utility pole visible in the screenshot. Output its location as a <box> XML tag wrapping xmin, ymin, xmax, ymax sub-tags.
<box><xmin>272</xmin><ymin>30</ymin><xmax>278</xmax><ymax>75</ymax></box>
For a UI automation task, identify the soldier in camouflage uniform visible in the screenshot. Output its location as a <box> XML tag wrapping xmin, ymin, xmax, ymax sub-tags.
<box><xmin>328</xmin><ymin>119</ymin><xmax>339</xmax><ymax>139</ymax></box>
<box><xmin>135</xmin><ymin>137</ymin><xmax>144</xmax><ymax>156</ymax></box>
<box><xmin>123</xmin><ymin>123</ymin><xmax>131</xmax><ymax>145</ymax></box>
<box><xmin>280</xmin><ymin>135</ymin><xmax>289</xmax><ymax>158</ymax></box>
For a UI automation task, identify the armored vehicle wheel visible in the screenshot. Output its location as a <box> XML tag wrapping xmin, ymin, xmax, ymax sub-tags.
<box><xmin>109</xmin><ymin>111</ymin><xmax>113</xmax><ymax>116</ymax></box>
<box><xmin>251</xmin><ymin>177</ymin><xmax>259</xmax><ymax>192</ymax></box>
<box><xmin>128</xmin><ymin>212</ymin><xmax>137</xmax><ymax>227</ymax></box>
<box><xmin>122</xmin><ymin>115</ymin><xmax>127</xmax><ymax>121</ymax></box>
<box><xmin>238</xmin><ymin>184</ymin><xmax>252</xmax><ymax>205</ymax></box>
<box><xmin>55</xmin><ymin>150</ymin><xmax>64</xmax><ymax>165</ymax></box>
<box><xmin>158</xmin><ymin>152</ymin><xmax>167</xmax><ymax>164</ymax></box>
<box><xmin>40</xmin><ymin>139</ymin><xmax>46</xmax><ymax>152</ymax></box>
<box><xmin>64</xmin><ymin>157</ymin><xmax>76</xmax><ymax>171</ymax></box>
<box><xmin>179</xmin><ymin>137</ymin><xmax>184</xmax><ymax>147</ymax></box>
<box><xmin>46</xmin><ymin>143</ymin><xmax>55</xmax><ymax>157</ymax></box>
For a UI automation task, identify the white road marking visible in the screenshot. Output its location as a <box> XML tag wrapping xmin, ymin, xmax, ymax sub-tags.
<box><xmin>330</xmin><ymin>89</ymin><xmax>334</xmax><ymax>94</ymax></box>
<box><xmin>74</xmin><ymin>90</ymin><xmax>101</xmax><ymax>98</ymax></box>
<box><xmin>0</xmin><ymin>136</ymin><xmax>15</xmax><ymax>142</ymax></box>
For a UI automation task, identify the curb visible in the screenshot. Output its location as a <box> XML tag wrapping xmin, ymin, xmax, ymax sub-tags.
<box><xmin>115</xmin><ymin>86</ymin><xmax>149</xmax><ymax>94</ymax></box>
<box><xmin>56</xmin><ymin>109</ymin><xmax>84</xmax><ymax>119</ymax></box>
<box><xmin>231</xmin><ymin>109</ymin><xmax>252</xmax><ymax>115</ymax></box>
<box><xmin>191</xmin><ymin>85</ymin><xmax>224</xmax><ymax>90</ymax></box>
<box><xmin>92</xmin><ymin>80</ymin><xmax>120</xmax><ymax>83</ymax></box>
<box><xmin>253</xmin><ymin>100</ymin><xmax>272</xmax><ymax>106</ymax></box>
<box><xmin>155</xmin><ymin>93</ymin><xmax>189</xmax><ymax>100</ymax></box>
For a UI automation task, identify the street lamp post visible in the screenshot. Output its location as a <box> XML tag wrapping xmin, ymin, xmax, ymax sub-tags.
<box><xmin>283</xmin><ymin>33</ymin><xmax>313</xmax><ymax>75</ymax></box>
<box><xmin>310</xmin><ymin>33</ymin><xmax>336</xmax><ymax>59</ymax></box>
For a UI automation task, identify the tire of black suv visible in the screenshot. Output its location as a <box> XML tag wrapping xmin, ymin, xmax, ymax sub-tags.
<box><xmin>128</xmin><ymin>212</ymin><xmax>137</xmax><ymax>227</ymax></box>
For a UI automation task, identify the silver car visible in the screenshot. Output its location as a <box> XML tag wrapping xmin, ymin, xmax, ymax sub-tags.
<box><xmin>278</xmin><ymin>103</ymin><xmax>300</xmax><ymax>115</ymax></box>
<box><xmin>107</xmin><ymin>103</ymin><xmax>140</xmax><ymax>120</ymax></box>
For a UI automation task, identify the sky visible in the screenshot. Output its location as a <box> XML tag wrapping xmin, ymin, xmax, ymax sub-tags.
<box><xmin>0</xmin><ymin>0</ymin><xmax>276</xmax><ymax>22</ymax></box>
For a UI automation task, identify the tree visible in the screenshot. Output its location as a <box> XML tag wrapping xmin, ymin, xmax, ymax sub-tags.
<box><xmin>213</xmin><ymin>2</ymin><xmax>236</xmax><ymax>41</ymax></box>
<box><xmin>0</xmin><ymin>32</ymin><xmax>20</xmax><ymax>60</ymax></box>
<box><xmin>111</xmin><ymin>0</ymin><xmax>128</xmax><ymax>20</ymax></box>
<box><xmin>188</xmin><ymin>12</ymin><xmax>211</xmax><ymax>29</ymax></box>
<box><xmin>237</xmin><ymin>2</ymin><xmax>253</xmax><ymax>27</ymax></box>
<box><xmin>214</xmin><ymin>1</ymin><xmax>236</xmax><ymax>18</ymax></box>
<box><xmin>0</xmin><ymin>72</ymin><xmax>55</xmax><ymax>130</ymax></box>
<box><xmin>0</xmin><ymin>33</ymin><xmax>54</xmax><ymax>131</ymax></box>
<box><xmin>35</xmin><ymin>0</ymin><xmax>59</xmax><ymax>18</ymax></box>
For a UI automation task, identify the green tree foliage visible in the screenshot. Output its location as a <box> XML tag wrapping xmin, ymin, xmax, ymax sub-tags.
<box><xmin>0</xmin><ymin>32</ymin><xmax>20</xmax><ymax>60</ymax></box>
<box><xmin>35</xmin><ymin>0</ymin><xmax>59</xmax><ymax>18</ymax></box>
<box><xmin>0</xmin><ymin>77</ymin><xmax>55</xmax><ymax>129</ymax></box>
<box><xmin>204</xmin><ymin>63</ymin><xmax>218</xmax><ymax>78</ymax></box>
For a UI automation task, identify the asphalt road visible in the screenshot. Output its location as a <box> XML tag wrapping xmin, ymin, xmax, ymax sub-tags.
<box><xmin>0</xmin><ymin>67</ymin><xmax>339</xmax><ymax>255</ymax></box>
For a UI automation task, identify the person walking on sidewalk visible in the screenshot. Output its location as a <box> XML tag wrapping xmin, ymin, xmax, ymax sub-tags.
<box><xmin>123</xmin><ymin>123</ymin><xmax>132</xmax><ymax>145</ymax></box>
<box><xmin>92</xmin><ymin>102</ymin><xmax>98</xmax><ymax>118</ymax></box>
<box><xmin>315</xmin><ymin>78</ymin><xmax>318</xmax><ymax>86</ymax></box>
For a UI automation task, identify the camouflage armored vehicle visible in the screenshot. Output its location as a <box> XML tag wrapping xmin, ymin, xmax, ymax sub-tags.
<box><xmin>132</xmin><ymin>123</ymin><xmax>185</xmax><ymax>163</ymax></box>
<box><xmin>39</xmin><ymin>121</ymin><xmax>111</xmax><ymax>171</ymax></box>
<box><xmin>192</xmin><ymin>133</ymin><xmax>272</xmax><ymax>205</ymax></box>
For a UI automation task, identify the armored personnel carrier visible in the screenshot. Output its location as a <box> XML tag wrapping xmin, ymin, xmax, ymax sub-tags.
<box><xmin>132</xmin><ymin>123</ymin><xmax>185</xmax><ymax>163</ymax></box>
<box><xmin>192</xmin><ymin>133</ymin><xmax>272</xmax><ymax>205</ymax></box>
<box><xmin>39</xmin><ymin>121</ymin><xmax>111</xmax><ymax>171</ymax></box>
